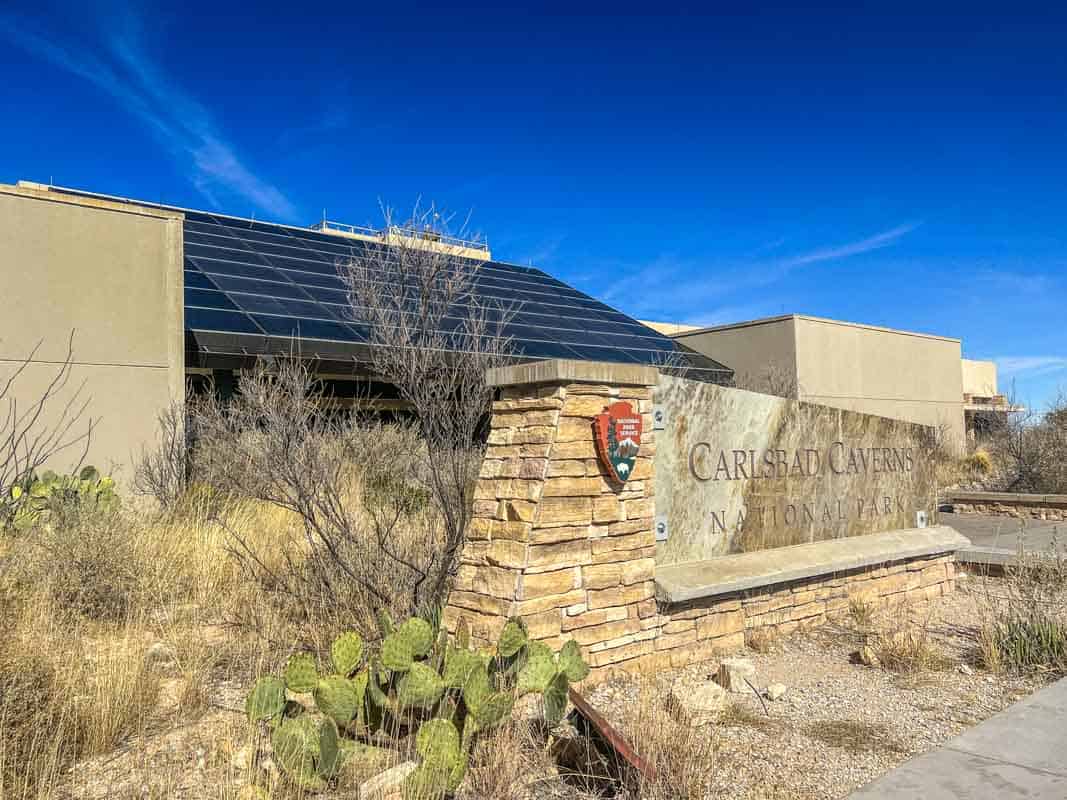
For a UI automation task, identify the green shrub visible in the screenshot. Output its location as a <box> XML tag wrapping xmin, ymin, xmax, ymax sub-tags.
<box><xmin>1</xmin><ymin>466</ymin><xmax>119</xmax><ymax>532</ymax></box>
<box><xmin>978</xmin><ymin>532</ymin><xmax>1067</xmax><ymax>674</ymax></box>
<box><xmin>245</xmin><ymin>615</ymin><xmax>588</xmax><ymax>796</ymax></box>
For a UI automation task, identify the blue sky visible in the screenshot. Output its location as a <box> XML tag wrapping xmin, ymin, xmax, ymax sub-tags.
<box><xmin>2</xmin><ymin>2</ymin><xmax>1064</xmax><ymax>408</ymax></box>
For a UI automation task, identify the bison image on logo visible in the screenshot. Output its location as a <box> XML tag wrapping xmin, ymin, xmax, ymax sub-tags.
<box><xmin>593</xmin><ymin>401</ymin><xmax>643</xmax><ymax>484</ymax></box>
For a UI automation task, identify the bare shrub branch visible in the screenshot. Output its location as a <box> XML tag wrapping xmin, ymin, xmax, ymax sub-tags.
<box><xmin>134</xmin><ymin>398</ymin><xmax>193</xmax><ymax>511</ymax></box>
<box><xmin>1</xmin><ymin>332</ymin><xmax>93</xmax><ymax>502</ymax></box>
<box><xmin>339</xmin><ymin>202</ymin><xmax>519</xmax><ymax>613</ymax></box>
<box><xmin>193</xmin><ymin>358</ymin><xmax>442</xmax><ymax>635</ymax></box>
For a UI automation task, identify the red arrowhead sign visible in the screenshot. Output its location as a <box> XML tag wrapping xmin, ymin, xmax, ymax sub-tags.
<box><xmin>593</xmin><ymin>401</ymin><xmax>642</xmax><ymax>483</ymax></box>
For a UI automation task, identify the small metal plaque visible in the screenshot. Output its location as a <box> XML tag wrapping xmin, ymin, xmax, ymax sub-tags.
<box><xmin>654</xmin><ymin>515</ymin><xmax>669</xmax><ymax>542</ymax></box>
<box><xmin>652</xmin><ymin>405</ymin><xmax>667</xmax><ymax>430</ymax></box>
<box><xmin>916</xmin><ymin>510</ymin><xmax>928</xmax><ymax>529</ymax></box>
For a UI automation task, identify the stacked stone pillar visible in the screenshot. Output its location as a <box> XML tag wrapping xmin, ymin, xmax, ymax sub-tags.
<box><xmin>442</xmin><ymin>361</ymin><xmax>659</xmax><ymax>677</ymax></box>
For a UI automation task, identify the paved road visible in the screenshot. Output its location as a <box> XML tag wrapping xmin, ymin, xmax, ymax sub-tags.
<box><xmin>850</xmin><ymin>676</ymin><xmax>1067</xmax><ymax>799</ymax></box>
<box><xmin>939</xmin><ymin>512</ymin><xmax>1063</xmax><ymax>566</ymax></box>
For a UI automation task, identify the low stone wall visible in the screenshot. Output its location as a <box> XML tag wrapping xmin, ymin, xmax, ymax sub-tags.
<box><xmin>944</xmin><ymin>491</ymin><xmax>1067</xmax><ymax>521</ymax></box>
<box><xmin>647</xmin><ymin>554</ymin><xmax>956</xmax><ymax>673</ymax></box>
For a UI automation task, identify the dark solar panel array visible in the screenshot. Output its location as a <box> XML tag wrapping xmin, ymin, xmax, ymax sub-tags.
<box><xmin>181</xmin><ymin>211</ymin><xmax>730</xmax><ymax>376</ymax></box>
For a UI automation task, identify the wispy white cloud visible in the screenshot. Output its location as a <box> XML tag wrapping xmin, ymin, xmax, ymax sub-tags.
<box><xmin>780</xmin><ymin>223</ymin><xmax>922</xmax><ymax>269</ymax></box>
<box><xmin>0</xmin><ymin>11</ymin><xmax>297</xmax><ymax>220</ymax></box>
<box><xmin>995</xmin><ymin>356</ymin><xmax>1067</xmax><ymax>378</ymax></box>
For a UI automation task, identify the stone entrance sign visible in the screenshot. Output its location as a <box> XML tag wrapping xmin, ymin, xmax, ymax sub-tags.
<box><xmin>446</xmin><ymin>360</ymin><xmax>962</xmax><ymax>683</ymax></box>
<box><xmin>654</xmin><ymin>375</ymin><xmax>937</xmax><ymax>564</ymax></box>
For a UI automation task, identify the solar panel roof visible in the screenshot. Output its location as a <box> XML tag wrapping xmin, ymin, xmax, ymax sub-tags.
<box><xmin>50</xmin><ymin>186</ymin><xmax>731</xmax><ymax>379</ymax></box>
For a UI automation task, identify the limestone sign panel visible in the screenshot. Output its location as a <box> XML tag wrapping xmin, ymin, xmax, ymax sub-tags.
<box><xmin>653</xmin><ymin>375</ymin><xmax>937</xmax><ymax>565</ymax></box>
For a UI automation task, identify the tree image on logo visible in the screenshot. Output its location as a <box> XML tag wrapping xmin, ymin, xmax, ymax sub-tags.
<box><xmin>594</xmin><ymin>401</ymin><xmax>643</xmax><ymax>484</ymax></box>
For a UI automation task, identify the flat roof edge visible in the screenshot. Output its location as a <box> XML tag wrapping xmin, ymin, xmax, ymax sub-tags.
<box><xmin>4</xmin><ymin>181</ymin><xmax>184</xmax><ymax>222</ymax></box>
<box><xmin>674</xmin><ymin>313</ymin><xmax>960</xmax><ymax>344</ymax></box>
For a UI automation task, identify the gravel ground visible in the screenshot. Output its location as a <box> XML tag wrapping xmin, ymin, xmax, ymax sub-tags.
<box><xmin>584</xmin><ymin>575</ymin><xmax>1048</xmax><ymax>800</ymax></box>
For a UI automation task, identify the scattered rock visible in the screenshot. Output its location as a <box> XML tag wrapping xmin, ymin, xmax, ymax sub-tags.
<box><xmin>851</xmin><ymin>645</ymin><xmax>880</xmax><ymax>667</ymax></box>
<box><xmin>958</xmin><ymin>664</ymin><xmax>975</xmax><ymax>676</ymax></box>
<box><xmin>359</xmin><ymin>761</ymin><xmax>417</xmax><ymax>800</ymax></box>
<box><xmin>715</xmin><ymin>657</ymin><xmax>757</xmax><ymax>693</ymax></box>
<box><xmin>765</xmin><ymin>682</ymin><xmax>788</xmax><ymax>702</ymax></box>
<box><xmin>669</xmin><ymin>679</ymin><xmax>728</xmax><ymax>726</ymax></box>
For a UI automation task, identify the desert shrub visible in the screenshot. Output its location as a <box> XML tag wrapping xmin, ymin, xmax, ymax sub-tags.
<box><xmin>192</xmin><ymin>360</ymin><xmax>471</xmax><ymax>641</ymax></box>
<box><xmin>962</xmin><ymin>447</ymin><xmax>993</xmax><ymax>477</ymax></box>
<box><xmin>988</xmin><ymin>393</ymin><xmax>1067</xmax><ymax>493</ymax></box>
<box><xmin>978</xmin><ymin>534</ymin><xmax>1067</xmax><ymax>673</ymax></box>
<box><xmin>1</xmin><ymin>465</ymin><xmax>118</xmax><ymax>533</ymax></box>
<box><xmin>10</xmin><ymin>503</ymin><xmax>140</xmax><ymax>620</ymax></box>
<box><xmin>134</xmin><ymin>399</ymin><xmax>194</xmax><ymax>512</ymax></box>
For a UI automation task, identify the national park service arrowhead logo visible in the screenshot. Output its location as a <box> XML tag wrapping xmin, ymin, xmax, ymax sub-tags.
<box><xmin>594</xmin><ymin>401</ymin><xmax>642</xmax><ymax>483</ymax></box>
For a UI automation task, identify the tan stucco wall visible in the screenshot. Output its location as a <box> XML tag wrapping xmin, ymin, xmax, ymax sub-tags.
<box><xmin>0</xmin><ymin>183</ymin><xmax>184</xmax><ymax>485</ymax></box>
<box><xmin>675</xmin><ymin>316</ymin><xmax>798</xmax><ymax>390</ymax></box>
<box><xmin>793</xmin><ymin>317</ymin><xmax>964</xmax><ymax>450</ymax></box>
<box><xmin>961</xmin><ymin>358</ymin><xmax>998</xmax><ymax>397</ymax></box>
<box><xmin>674</xmin><ymin>315</ymin><xmax>965</xmax><ymax>452</ymax></box>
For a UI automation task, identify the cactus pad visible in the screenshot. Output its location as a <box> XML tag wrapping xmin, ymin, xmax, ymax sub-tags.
<box><xmin>313</xmin><ymin>675</ymin><xmax>360</xmax><ymax>725</ymax></box>
<box><xmin>516</xmin><ymin>641</ymin><xmax>557</xmax><ymax>694</ymax></box>
<box><xmin>543</xmin><ymin>672</ymin><xmax>570</xmax><ymax>727</ymax></box>
<box><xmin>284</xmin><ymin>652</ymin><xmax>318</xmax><ymax>693</ymax></box>
<box><xmin>397</xmin><ymin>662</ymin><xmax>445</xmax><ymax>709</ymax></box>
<box><xmin>244</xmin><ymin>675</ymin><xmax>285</xmax><ymax>722</ymax></box>
<box><xmin>497</xmin><ymin>618</ymin><xmax>528</xmax><ymax>658</ymax></box>
<box><xmin>415</xmin><ymin>718</ymin><xmax>462</xmax><ymax>768</ymax></box>
<box><xmin>403</xmin><ymin>761</ymin><xmax>451</xmax><ymax>800</ymax></box>
<box><xmin>557</xmin><ymin>639</ymin><xmax>589</xmax><ymax>683</ymax></box>
<box><xmin>472</xmin><ymin>691</ymin><xmax>513</xmax><ymax>729</ymax></box>
<box><xmin>271</xmin><ymin>715</ymin><xmax>324</xmax><ymax>790</ymax></box>
<box><xmin>442</xmin><ymin>645</ymin><xmax>481</xmax><ymax>689</ymax></box>
<box><xmin>331</xmin><ymin>631</ymin><xmax>364</xmax><ymax>677</ymax></box>
<box><xmin>317</xmin><ymin>718</ymin><xmax>342</xmax><ymax>779</ymax></box>
<box><xmin>380</xmin><ymin>631</ymin><xmax>415</xmax><ymax>672</ymax></box>
<box><xmin>397</xmin><ymin>617</ymin><xmax>434</xmax><ymax>657</ymax></box>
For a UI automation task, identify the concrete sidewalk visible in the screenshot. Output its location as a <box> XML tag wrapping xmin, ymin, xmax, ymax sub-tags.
<box><xmin>850</xmin><ymin>677</ymin><xmax>1067</xmax><ymax>798</ymax></box>
<box><xmin>942</xmin><ymin>512</ymin><xmax>1063</xmax><ymax>569</ymax></box>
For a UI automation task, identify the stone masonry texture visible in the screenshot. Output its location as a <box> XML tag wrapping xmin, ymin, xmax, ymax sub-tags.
<box><xmin>443</xmin><ymin>366</ymin><xmax>960</xmax><ymax>684</ymax></box>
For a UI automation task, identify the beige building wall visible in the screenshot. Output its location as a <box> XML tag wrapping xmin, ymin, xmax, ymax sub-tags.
<box><xmin>674</xmin><ymin>314</ymin><xmax>966</xmax><ymax>452</ymax></box>
<box><xmin>0</xmin><ymin>182</ymin><xmax>184</xmax><ymax>486</ymax></box>
<box><xmin>792</xmin><ymin>316</ymin><xmax>965</xmax><ymax>449</ymax></box>
<box><xmin>675</xmin><ymin>316</ymin><xmax>798</xmax><ymax>390</ymax></box>
<box><xmin>961</xmin><ymin>358</ymin><xmax>998</xmax><ymax>397</ymax></box>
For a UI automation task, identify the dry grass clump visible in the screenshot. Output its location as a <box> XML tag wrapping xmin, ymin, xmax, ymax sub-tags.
<box><xmin>977</xmin><ymin>533</ymin><xmax>1067</xmax><ymax>674</ymax></box>
<box><xmin>0</xmin><ymin>494</ymin><xmax>306</xmax><ymax>799</ymax></box>
<box><xmin>874</xmin><ymin>622</ymin><xmax>953</xmax><ymax>673</ymax></box>
<box><xmin>460</xmin><ymin>720</ymin><xmax>556</xmax><ymax>800</ymax></box>
<box><xmin>614</xmin><ymin>681</ymin><xmax>719</xmax><ymax>800</ymax></box>
<box><xmin>804</xmin><ymin>719</ymin><xmax>906</xmax><ymax>755</ymax></box>
<box><xmin>0</xmin><ymin>591</ymin><xmax>161</xmax><ymax>797</ymax></box>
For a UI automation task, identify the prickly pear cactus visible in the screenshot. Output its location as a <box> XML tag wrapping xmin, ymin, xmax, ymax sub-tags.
<box><xmin>284</xmin><ymin>653</ymin><xmax>319</xmax><ymax>693</ymax></box>
<box><xmin>272</xmin><ymin>715</ymin><xmax>325</xmax><ymax>790</ymax></box>
<box><xmin>244</xmin><ymin>615</ymin><xmax>589</xmax><ymax>794</ymax></box>
<box><xmin>245</xmin><ymin>676</ymin><xmax>285</xmax><ymax>722</ymax></box>
<box><xmin>396</xmin><ymin>662</ymin><xmax>445</xmax><ymax>709</ymax></box>
<box><xmin>331</xmin><ymin>632</ymin><xmax>364</xmax><ymax>677</ymax></box>
<box><xmin>313</xmin><ymin>675</ymin><xmax>360</xmax><ymax>726</ymax></box>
